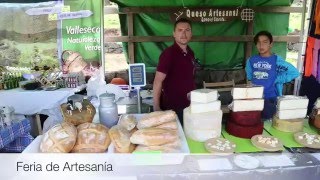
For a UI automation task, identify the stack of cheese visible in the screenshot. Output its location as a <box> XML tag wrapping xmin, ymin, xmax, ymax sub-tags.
<box><xmin>272</xmin><ymin>95</ymin><xmax>309</xmax><ymax>132</ymax></box>
<box><xmin>226</xmin><ymin>85</ymin><xmax>264</xmax><ymax>139</ymax></box>
<box><xmin>183</xmin><ymin>89</ymin><xmax>222</xmax><ymax>142</ymax></box>
<box><xmin>309</xmin><ymin>98</ymin><xmax>320</xmax><ymax>129</ymax></box>
<box><xmin>130</xmin><ymin>110</ymin><xmax>181</xmax><ymax>153</ymax></box>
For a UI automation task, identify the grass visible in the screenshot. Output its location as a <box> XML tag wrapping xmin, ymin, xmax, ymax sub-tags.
<box><xmin>14</xmin><ymin>42</ymin><xmax>56</xmax><ymax>52</ymax></box>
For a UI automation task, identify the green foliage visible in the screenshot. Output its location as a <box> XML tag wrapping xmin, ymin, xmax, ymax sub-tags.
<box><xmin>17</xmin><ymin>52</ymin><xmax>33</xmax><ymax>67</ymax></box>
<box><xmin>38</xmin><ymin>56</ymin><xmax>59</xmax><ymax>68</ymax></box>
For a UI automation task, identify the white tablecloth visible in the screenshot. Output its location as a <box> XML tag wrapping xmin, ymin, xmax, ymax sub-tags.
<box><xmin>0</xmin><ymin>88</ymin><xmax>76</xmax><ymax>115</ymax></box>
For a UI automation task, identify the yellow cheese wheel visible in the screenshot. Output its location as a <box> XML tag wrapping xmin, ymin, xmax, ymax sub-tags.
<box><xmin>272</xmin><ymin>117</ymin><xmax>304</xmax><ymax>133</ymax></box>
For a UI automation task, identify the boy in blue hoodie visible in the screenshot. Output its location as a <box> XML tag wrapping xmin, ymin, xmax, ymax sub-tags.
<box><xmin>245</xmin><ymin>31</ymin><xmax>299</xmax><ymax>119</ymax></box>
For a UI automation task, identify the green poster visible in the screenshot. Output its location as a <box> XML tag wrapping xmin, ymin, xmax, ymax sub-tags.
<box><xmin>60</xmin><ymin>0</ymin><xmax>103</xmax><ymax>76</ymax></box>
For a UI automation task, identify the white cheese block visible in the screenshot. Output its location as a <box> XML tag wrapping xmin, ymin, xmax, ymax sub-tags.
<box><xmin>230</xmin><ymin>99</ymin><xmax>264</xmax><ymax>112</ymax></box>
<box><xmin>277</xmin><ymin>95</ymin><xmax>309</xmax><ymax>110</ymax></box>
<box><xmin>277</xmin><ymin>109</ymin><xmax>307</xmax><ymax>120</ymax></box>
<box><xmin>190</xmin><ymin>100</ymin><xmax>221</xmax><ymax>113</ymax></box>
<box><xmin>191</xmin><ymin>89</ymin><xmax>218</xmax><ymax>103</ymax></box>
<box><xmin>183</xmin><ymin>107</ymin><xmax>222</xmax><ymax>142</ymax></box>
<box><xmin>232</xmin><ymin>85</ymin><xmax>264</xmax><ymax>100</ymax></box>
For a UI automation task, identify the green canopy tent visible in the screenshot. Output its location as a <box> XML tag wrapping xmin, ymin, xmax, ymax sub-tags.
<box><xmin>110</xmin><ymin>0</ymin><xmax>295</xmax><ymax>71</ymax></box>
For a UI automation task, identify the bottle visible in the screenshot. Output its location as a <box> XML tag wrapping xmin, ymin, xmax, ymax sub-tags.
<box><xmin>99</xmin><ymin>93</ymin><xmax>118</xmax><ymax>128</ymax></box>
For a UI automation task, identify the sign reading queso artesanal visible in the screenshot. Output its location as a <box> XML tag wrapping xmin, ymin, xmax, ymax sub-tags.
<box><xmin>171</xmin><ymin>7</ymin><xmax>254</xmax><ymax>23</ymax></box>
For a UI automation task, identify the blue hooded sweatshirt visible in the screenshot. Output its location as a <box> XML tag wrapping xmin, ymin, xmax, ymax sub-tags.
<box><xmin>245</xmin><ymin>55</ymin><xmax>299</xmax><ymax>98</ymax></box>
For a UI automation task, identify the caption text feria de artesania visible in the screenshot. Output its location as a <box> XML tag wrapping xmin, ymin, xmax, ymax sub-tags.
<box><xmin>16</xmin><ymin>161</ymin><xmax>113</xmax><ymax>172</ymax></box>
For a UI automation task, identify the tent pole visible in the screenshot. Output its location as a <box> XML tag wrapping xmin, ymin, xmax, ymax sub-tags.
<box><xmin>294</xmin><ymin>0</ymin><xmax>312</xmax><ymax>95</ymax></box>
<box><xmin>101</xmin><ymin>0</ymin><xmax>105</xmax><ymax>76</ymax></box>
<box><xmin>57</xmin><ymin>0</ymin><xmax>63</xmax><ymax>69</ymax></box>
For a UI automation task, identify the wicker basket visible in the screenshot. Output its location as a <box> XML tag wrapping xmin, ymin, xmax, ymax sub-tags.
<box><xmin>61</xmin><ymin>99</ymin><xmax>96</xmax><ymax>126</ymax></box>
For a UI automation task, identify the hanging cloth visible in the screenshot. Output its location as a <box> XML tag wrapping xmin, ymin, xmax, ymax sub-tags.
<box><xmin>305</xmin><ymin>36</ymin><xmax>316</xmax><ymax>77</ymax></box>
<box><xmin>315</xmin><ymin>0</ymin><xmax>320</xmax><ymax>35</ymax></box>
<box><xmin>312</xmin><ymin>39</ymin><xmax>320</xmax><ymax>77</ymax></box>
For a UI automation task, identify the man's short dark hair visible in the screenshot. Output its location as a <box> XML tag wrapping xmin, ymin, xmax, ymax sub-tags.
<box><xmin>254</xmin><ymin>31</ymin><xmax>273</xmax><ymax>45</ymax></box>
<box><xmin>174</xmin><ymin>18</ymin><xmax>192</xmax><ymax>30</ymax></box>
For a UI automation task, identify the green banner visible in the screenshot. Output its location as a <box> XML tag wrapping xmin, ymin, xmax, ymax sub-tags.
<box><xmin>60</xmin><ymin>0</ymin><xmax>103</xmax><ymax>75</ymax></box>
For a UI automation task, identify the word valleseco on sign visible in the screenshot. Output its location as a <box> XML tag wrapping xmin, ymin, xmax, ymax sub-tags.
<box><xmin>170</xmin><ymin>7</ymin><xmax>255</xmax><ymax>23</ymax></box>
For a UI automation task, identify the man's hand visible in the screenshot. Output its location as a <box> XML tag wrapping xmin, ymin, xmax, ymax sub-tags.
<box><xmin>187</xmin><ymin>92</ymin><xmax>191</xmax><ymax>101</ymax></box>
<box><xmin>153</xmin><ymin>71</ymin><xmax>166</xmax><ymax>112</ymax></box>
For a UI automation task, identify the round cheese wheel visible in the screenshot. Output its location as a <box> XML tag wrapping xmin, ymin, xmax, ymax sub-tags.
<box><xmin>226</xmin><ymin>120</ymin><xmax>263</xmax><ymax>139</ymax></box>
<box><xmin>40</xmin><ymin>122</ymin><xmax>77</xmax><ymax>153</ymax></box>
<box><xmin>229</xmin><ymin>110</ymin><xmax>262</xmax><ymax>126</ymax></box>
<box><xmin>272</xmin><ymin>117</ymin><xmax>304</xmax><ymax>133</ymax></box>
<box><xmin>72</xmin><ymin>123</ymin><xmax>111</xmax><ymax>153</ymax></box>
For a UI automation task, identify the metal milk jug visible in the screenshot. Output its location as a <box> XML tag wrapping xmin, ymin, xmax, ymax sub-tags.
<box><xmin>0</xmin><ymin>106</ymin><xmax>14</xmax><ymax>127</ymax></box>
<box><xmin>99</xmin><ymin>93</ymin><xmax>118</xmax><ymax>128</ymax></box>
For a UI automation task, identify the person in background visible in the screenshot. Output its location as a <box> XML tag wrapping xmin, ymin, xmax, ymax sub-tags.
<box><xmin>153</xmin><ymin>18</ymin><xmax>196</xmax><ymax>124</ymax></box>
<box><xmin>246</xmin><ymin>30</ymin><xmax>299</xmax><ymax>120</ymax></box>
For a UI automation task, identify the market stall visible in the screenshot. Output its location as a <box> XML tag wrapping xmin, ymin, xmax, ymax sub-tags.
<box><xmin>1</xmin><ymin>0</ymin><xmax>320</xmax><ymax>179</ymax></box>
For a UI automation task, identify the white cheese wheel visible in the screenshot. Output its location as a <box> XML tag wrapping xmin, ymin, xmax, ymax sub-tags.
<box><xmin>183</xmin><ymin>107</ymin><xmax>222</xmax><ymax>130</ymax></box>
<box><xmin>183</xmin><ymin>107</ymin><xmax>222</xmax><ymax>142</ymax></box>
<box><xmin>190</xmin><ymin>100</ymin><xmax>221</xmax><ymax>113</ymax></box>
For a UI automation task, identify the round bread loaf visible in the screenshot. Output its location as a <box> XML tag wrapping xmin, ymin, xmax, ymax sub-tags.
<box><xmin>40</xmin><ymin>122</ymin><xmax>77</xmax><ymax>153</ymax></box>
<box><xmin>72</xmin><ymin>123</ymin><xmax>111</xmax><ymax>153</ymax></box>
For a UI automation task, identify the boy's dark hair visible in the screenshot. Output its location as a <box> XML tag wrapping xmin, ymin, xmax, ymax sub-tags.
<box><xmin>254</xmin><ymin>31</ymin><xmax>273</xmax><ymax>45</ymax></box>
<box><xmin>174</xmin><ymin>18</ymin><xmax>192</xmax><ymax>30</ymax></box>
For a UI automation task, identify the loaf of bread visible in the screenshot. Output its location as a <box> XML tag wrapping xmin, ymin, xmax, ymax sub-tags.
<box><xmin>137</xmin><ymin>110</ymin><xmax>177</xmax><ymax>129</ymax></box>
<box><xmin>134</xmin><ymin>145</ymin><xmax>180</xmax><ymax>153</ymax></box>
<box><xmin>40</xmin><ymin>122</ymin><xmax>77</xmax><ymax>153</ymax></box>
<box><xmin>154</xmin><ymin>121</ymin><xmax>178</xmax><ymax>130</ymax></box>
<box><xmin>115</xmin><ymin>143</ymin><xmax>136</xmax><ymax>153</ymax></box>
<box><xmin>130</xmin><ymin>127</ymin><xmax>138</xmax><ymax>135</ymax></box>
<box><xmin>130</xmin><ymin>128</ymin><xmax>178</xmax><ymax>146</ymax></box>
<box><xmin>109</xmin><ymin>125</ymin><xmax>136</xmax><ymax>153</ymax></box>
<box><xmin>119</xmin><ymin>114</ymin><xmax>137</xmax><ymax>131</ymax></box>
<box><xmin>72</xmin><ymin>123</ymin><xmax>111</xmax><ymax>153</ymax></box>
